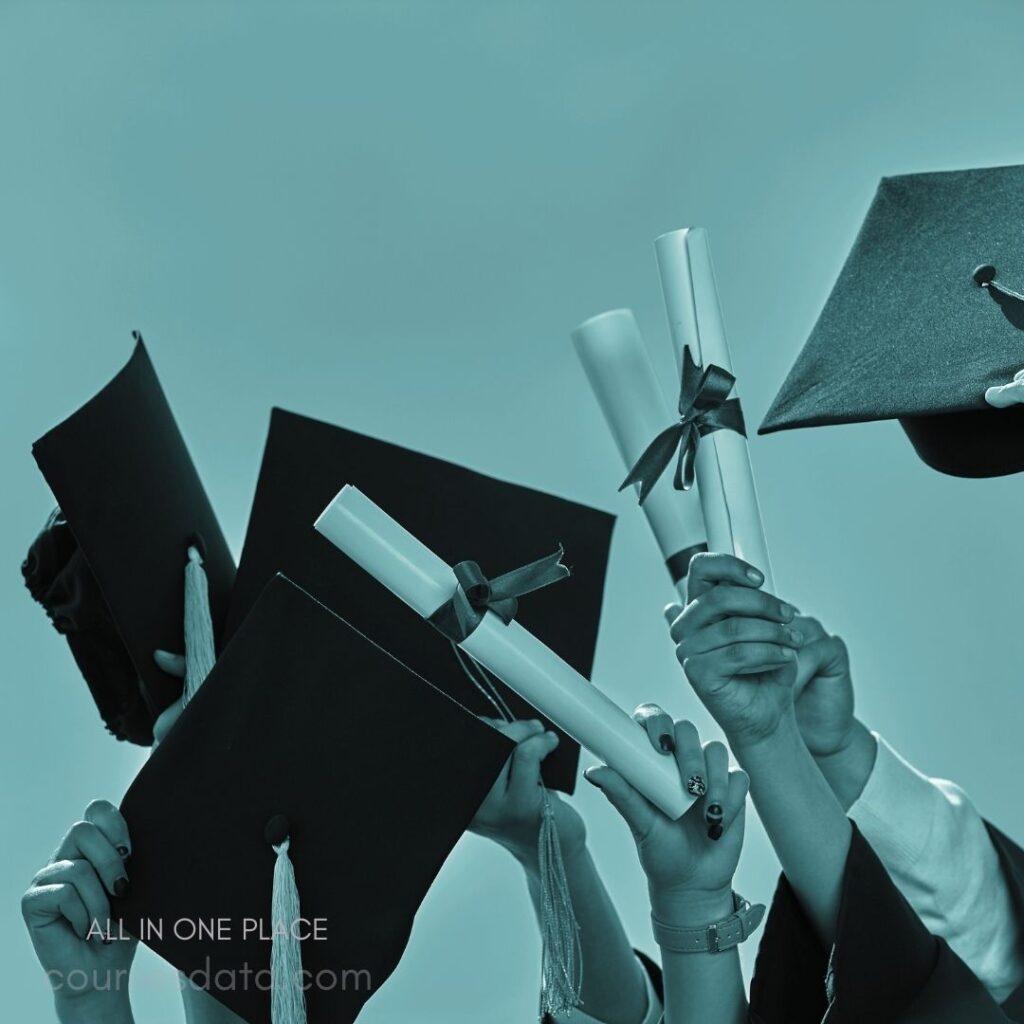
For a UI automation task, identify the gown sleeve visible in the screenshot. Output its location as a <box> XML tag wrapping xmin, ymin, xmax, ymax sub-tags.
<box><xmin>749</xmin><ymin>823</ymin><xmax>1016</xmax><ymax>1023</ymax></box>
<box><xmin>849</xmin><ymin>733</ymin><xmax>1024</xmax><ymax>1001</ymax></box>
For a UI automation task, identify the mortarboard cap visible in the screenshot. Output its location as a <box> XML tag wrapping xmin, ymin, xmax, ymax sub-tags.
<box><xmin>116</xmin><ymin>572</ymin><xmax>513</xmax><ymax>1024</ymax></box>
<box><xmin>760</xmin><ymin>164</ymin><xmax>1024</xmax><ymax>477</ymax></box>
<box><xmin>223</xmin><ymin>409</ymin><xmax>615</xmax><ymax>794</ymax></box>
<box><xmin>29</xmin><ymin>338</ymin><xmax>235</xmax><ymax>742</ymax></box>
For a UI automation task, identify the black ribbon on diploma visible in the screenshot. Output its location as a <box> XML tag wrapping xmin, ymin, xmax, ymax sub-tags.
<box><xmin>427</xmin><ymin>547</ymin><xmax>570</xmax><ymax>642</ymax></box>
<box><xmin>620</xmin><ymin>346</ymin><xmax>746</xmax><ymax>505</ymax></box>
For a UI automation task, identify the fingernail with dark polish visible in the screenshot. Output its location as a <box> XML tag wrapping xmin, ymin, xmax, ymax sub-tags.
<box><xmin>708</xmin><ymin>823</ymin><xmax>724</xmax><ymax>841</ymax></box>
<box><xmin>706</xmin><ymin>803</ymin><xmax>724</xmax><ymax>821</ymax></box>
<box><xmin>114</xmin><ymin>877</ymin><xmax>130</xmax><ymax>898</ymax></box>
<box><xmin>659</xmin><ymin>733</ymin><xmax>675</xmax><ymax>753</ymax></box>
<box><xmin>117</xmin><ymin>845</ymin><xmax>130</xmax><ymax>859</ymax></box>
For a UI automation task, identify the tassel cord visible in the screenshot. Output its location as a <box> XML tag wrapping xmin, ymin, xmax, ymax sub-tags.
<box><xmin>451</xmin><ymin>647</ymin><xmax>583</xmax><ymax>1018</ymax></box>
<box><xmin>182</xmin><ymin>545</ymin><xmax>216</xmax><ymax>704</ymax></box>
<box><xmin>270</xmin><ymin>838</ymin><xmax>308</xmax><ymax>1024</ymax></box>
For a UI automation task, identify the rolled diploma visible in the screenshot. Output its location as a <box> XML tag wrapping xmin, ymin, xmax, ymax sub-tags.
<box><xmin>315</xmin><ymin>484</ymin><xmax>692</xmax><ymax>820</ymax></box>
<box><xmin>655</xmin><ymin>227</ymin><xmax>775</xmax><ymax>593</ymax></box>
<box><xmin>571</xmin><ymin>309</ymin><xmax>707</xmax><ymax>597</ymax></box>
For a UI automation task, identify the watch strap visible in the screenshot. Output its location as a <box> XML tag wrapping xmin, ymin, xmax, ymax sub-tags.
<box><xmin>651</xmin><ymin>891</ymin><xmax>766</xmax><ymax>954</ymax></box>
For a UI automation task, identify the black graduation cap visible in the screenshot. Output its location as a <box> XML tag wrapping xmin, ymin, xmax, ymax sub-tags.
<box><xmin>116</xmin><ymin>573</ymin><xmax>513</xmax><ymax>1024</ymax></box>
<box><xmin>760</xmin><ymin>164</ymin><xmax>1024</xmax><ymax>477</ymax></box>
<box><xmin>27</xmin><ymin>338</ymin><xmax>235</xmax><ymax>743</ymax></box>
<box><xmin>223</xmin><ymin>409</ymin><xmax>615</xmax><ymax>794</ymax></box>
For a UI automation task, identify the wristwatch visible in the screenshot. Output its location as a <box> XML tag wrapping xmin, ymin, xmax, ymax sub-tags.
<box><xmin>651</xmin><ymin>891</ymin><xmax>766</xmax><ymax>954</ymax></box>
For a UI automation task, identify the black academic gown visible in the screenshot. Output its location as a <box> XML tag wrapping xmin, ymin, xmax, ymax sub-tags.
<box><xmin>748</xmin><ymin>822</ymin><xmax>1024</xmax><ymax>1023</ymax></box>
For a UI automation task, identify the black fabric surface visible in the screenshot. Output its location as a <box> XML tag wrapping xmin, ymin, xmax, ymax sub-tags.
<box><xmin>750</xmin><ymin>822</ymin><xmax>1024</xmax><ymax>1022</ymax></box>
<box><xmin>117</xmin><ymin>574</ymin><xmax>513</xmax><ymax>1024</ymax></box>
<box><xmin>22</xmin><ymin>510</ymin><xmax>153</xmax><ymax>743</ymax></box>
<box><xmin>30</xmin><ymin>339</ymin><xmax>236</xmax><ymax>735</ymax></box>
<box><xmin>223</xmin><ymin>408</ymin><xmax>616</xmax><ymax>794</ymax></box>
<box><xmin>760</xmin><ymin>165</ymin><xmax>1024</xmax><ymax>477</ymax></box>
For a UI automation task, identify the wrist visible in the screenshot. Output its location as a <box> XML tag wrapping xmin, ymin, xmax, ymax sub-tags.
<box><xmin>512</xmin><ymin>833</ymin><xmax>588</xmax><ymax>876</ymax></box>
<box><xmin>812</xmin><ymin>716</ymin><xmax>872</xmax><ymax>767</ymax></box>
<box><xmin>813</xmin><ymin>719</ymin><xmax>878</xmax><ymax>811</ymax></box>
<box><xmin>649</xmin><ymin>884</ymin><xmax>735</xmax><ymax>928</ymax></box>
<box><xmin>730</xmin><ymin>707</ymin><xmax>801</xmax><ymax>766</ymax></box>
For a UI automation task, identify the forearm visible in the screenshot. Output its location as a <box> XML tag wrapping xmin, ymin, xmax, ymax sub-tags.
<box><xmin>650</xmin><ymin>888</ymin><xmax>747</xmax><ymax>1024</ymax></box>
<box><xmin>55</xmin><ymin>995</ymin><xmax>135</xmax><ymax>1024</ymax></box>
<box><xmin>519</xmin><ymin>845</ymin><xmax>648</xmax><ymax>1024</ymax></box>
<box><xmin>736</xmin><ymin>712</ymin><xmax>851</xmax><ymax>946</ymax></box>
<box><xmin>812</xmin><ymin>718</ymin><xmax>877</xmax><ymax>812</ymax></box>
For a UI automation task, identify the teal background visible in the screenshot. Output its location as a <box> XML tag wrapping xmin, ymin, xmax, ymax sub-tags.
<box><xmin>3</xmin><ymin>2</ymin><xmax>1023</xmax><ymax>1020</ymax></box>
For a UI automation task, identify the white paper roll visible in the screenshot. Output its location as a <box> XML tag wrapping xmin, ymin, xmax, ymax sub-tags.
<box><xmin>571</xmin><ymin>309</ymin><xmax>707</xmax><ymax>598</ymax></box>
<box><xmin>315</xmin><ymin>485</ymin><xmax>693</xmax><ymax>820</ymax></box>
<box><xmin>655</xmin><ymin>228</ymin><xmax>775</xmax><ymax>593</ymax></box>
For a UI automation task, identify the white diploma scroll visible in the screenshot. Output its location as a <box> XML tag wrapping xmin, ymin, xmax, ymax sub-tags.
<box><xmin>654</xmin><ymin>227</ymin><xmax>775</xmax><ymax>593</ymax></box>
<box><xmin>571</xmin><ymin>309</ymin><xmax>707</xmax><ymax>599</ymax></box>
<box><xmin>315</xmin><ymin>485</ymin><xmax>693</xmax><ymax>820</ymax></box>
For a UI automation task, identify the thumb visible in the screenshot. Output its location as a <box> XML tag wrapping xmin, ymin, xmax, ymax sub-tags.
<box><xmin>584</xmin><ymin>766</ymin><xmax>658</xmax><ymax>841</ymax></box>
<box><xmin>663</xmin><ymin>602</ymin><xmax>685</xmax><ymax>628</ymax></box>
<box><xmin>506</xmin><ymin>731</ymin><xmax>559</xmax><ymax>801</ymax></box>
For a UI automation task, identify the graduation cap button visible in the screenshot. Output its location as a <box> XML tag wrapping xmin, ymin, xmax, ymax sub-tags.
<box><xmin>263</xmin><ymin>814</ymin><xmax>291</xmax><ymax>847</ymax></box>
<box><xmin>973</xmin><ymin>264</ymin><xmax>998</xmax><ymax>286</ymax></box>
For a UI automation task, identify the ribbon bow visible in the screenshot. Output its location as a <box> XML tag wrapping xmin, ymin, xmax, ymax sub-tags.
<box><xmin>620</xmin><ymin>346</ymin><xmax>746</xmax><ymax>505</ymax></box>
<box><xmin>427</xmin><ymin>547</ymin><xmax>570</xmax><ymax>642</ymax></box>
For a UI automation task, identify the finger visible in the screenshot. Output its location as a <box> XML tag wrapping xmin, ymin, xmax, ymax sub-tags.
<box><xmin>806</xmin><ymin>635</ymin><xmax>849</xmax><ymax>674</ymax></box>
<box><xmin>84</xmin><ymin>800</ymin><xmax>132</xmax><ymax>860</ymax></box>
<box><xmin>719</xmin><ymin>769</ymin><xmax>750</xmax><ymax>831</ymax></box>
<box><xmin>584</xmin><ymin>766</ymin><xmax>659</xmax><ymax>841</ymax></box>
<box><xmin>682</xmin><ymin>644</ymin><xmax>796</xmax><ymax>691</ymax></box>
<box><xmin>21</xmin><ymin>884</ymin><xmax>91</xmax><ymax>940</ymax></box>
<box><xmin>153</xmin><ymin>649</ymin><xmax>186</xmax><ymax>678</ymax></box>
<box><xmin>677</xmin><ymin>616</ymin><xmax>804</xmax><ymax>658</ymax></box>
<box><xmin>702</xmin><ymin>741</ymin><xmax>730</xmax><ymax>840</ymax></box>
<box><xmin>506</xmin><ymin>731</ymin><xmax>559</xmax><ymax>802</ymax></box>
<box><xmin>481</xmin><ymin>718</ymin><xmax>546</xmax><ymax>744</ymax></box>
<box><xmin>32</xmin><ymin>861</ymin><xmax>110</xmax><ymax>939</ymax></box>
<box><xmin>52</xmin><ymin>822</ymin><xmax>128</xmax><ymax>897</ymax></box>
<box><xmin>672</xmin><ymin>720</ymin><xmax>708</xmax><ymax>800</ymax></box>
<box><xmin>632</xmin><ymin>703</ymin><xmax>676</xmax><ymax>754</ymax></box>
<box><xmin>663</xmin><ymin>602</ymin><xmax>685</xmax><ymax>631</ymax></box>
<box><xmin>686</xmin><ymin>552</ymin><xmax>766</xmax><ymax>600</ymax></box>
<box><xmin>674</xmin><ymin>585</ymin><xmax>796</xmax><ymax>639</ymax></box>
<box><xmin>152</xmin><ymin>698</ymin><xmax>185</xmax><ymax>745</ymax></box>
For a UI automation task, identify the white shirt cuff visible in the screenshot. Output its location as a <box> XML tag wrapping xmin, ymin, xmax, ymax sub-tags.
<box><xmin>849</xmin><ymin>732</ymin><xmax>1024</xmax><ymax>1003</ymax></box>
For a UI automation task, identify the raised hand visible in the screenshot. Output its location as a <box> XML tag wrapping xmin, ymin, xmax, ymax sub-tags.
<box><xmin>21</xmin><ymin>801</ymin><xmax>136</xmax><ymax>1024</ymax></box>
<box><xmin>468</xmin><ymin>719</ymin><xmax>585</xmax><ymax>865</ymax></box>
<box><xmin>666</xmin><ymin>552</ymin><xmax>801</xmax><ymax>751</ymax></box>
<box><xmin>585</xmin><ymin>716</ymin><xmax>748</xmax><ymax>905</ymax></box>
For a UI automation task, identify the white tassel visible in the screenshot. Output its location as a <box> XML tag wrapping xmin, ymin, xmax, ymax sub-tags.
<box><xmin>182</xmin><ymin>545</ymin><xmax>216</xmax><ymax>704</ymax></box>
<box><xmin>270</xmin><ymin>838</ymin><xmax>307</xmax><ymax>1024</ymax></box>
<box><xmin>537</xmin><ymin>788</ymin><xmax>583</xmax><ymax>1019</ymax></box>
